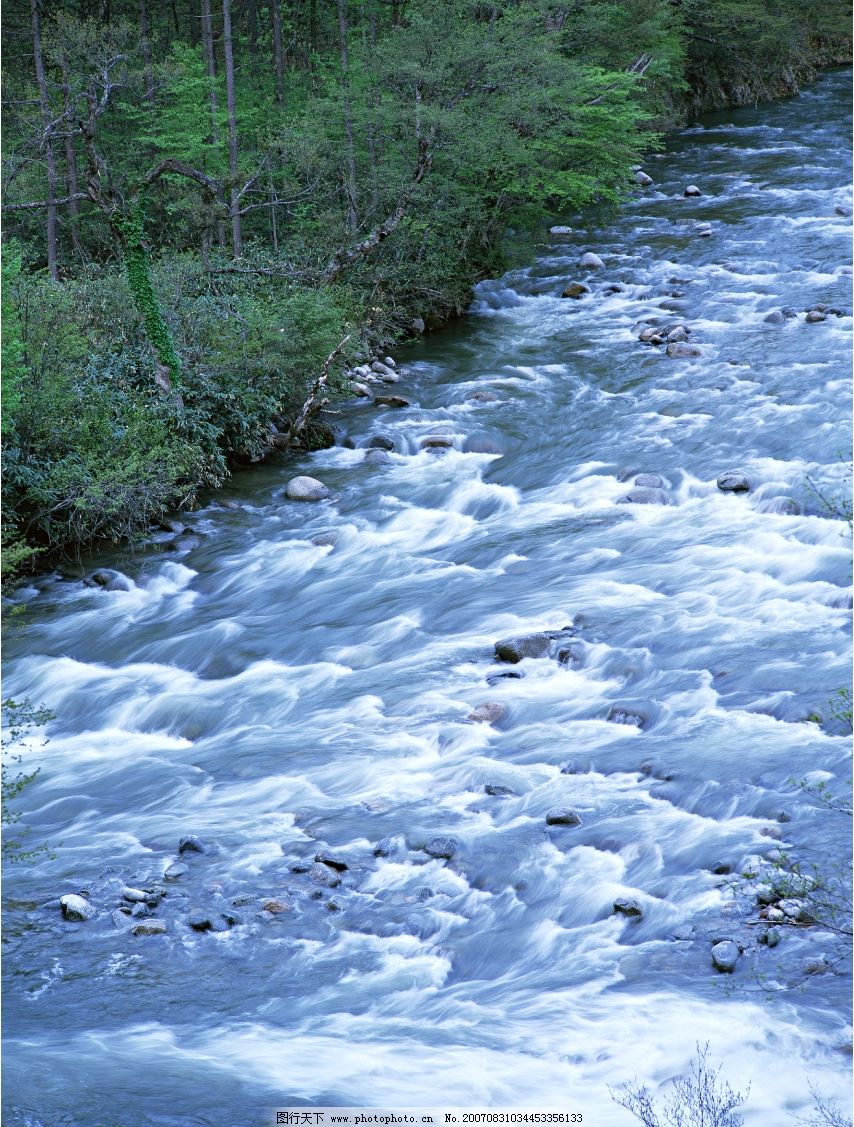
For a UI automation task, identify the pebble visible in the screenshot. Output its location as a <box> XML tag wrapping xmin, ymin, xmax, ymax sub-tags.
<box><xmin>561</xmin><ymin>283</ymin><xmax>589</xmax><ymax>299</ymax></box>
<box><xmin>284</xmin><ymin>476</ymin><xmax>332</xmax><ymax>502</ymax></box>
<box><xmin>308</xmin><ymin>863</ymin><xmax>341</xmax><ymax>888</ymax></box>
<box><xmin>423</xmin><ymin>837</ymin><xmax>458</xmax><ymax>860</ymax></box>
<box><xmin>121</xmin><ymin>887</ymin><xmax>150</xmax><ymax>903</ymax></box>
<box><xmin>545</xmin><ymin>807</ymin><xmax>582</xmax><ymax>826</ymax></box>
<box><xmin>711</xmin><ymin>940</ymin><xmax>740</xmax><ymax>972</ymax></box>
<box><xmin>468</xmin><ymin>701</ymin><xmax>506</xmax><ymax>724</ymax></box>
<box><xmin>374</xmin><ymin>395</ymin><xmax>411</xmax><ymax>408</ymax></box>
<box><xmin>494</xmin><ymin>633</ymin><xmax>550</xmax><ymax>663</ymax></box>
<box><xmin>60</xmin><ymin>894</ymin><xmax>96</xmax><ymax>922</ymax></box>
<box><xmin>261</xmin><ymin>897</ymin><xmax>294</xmax><ymax>914</ymax></box>
<box><xmin>716</xmin><ymin>470</ymin><xmax>751</xmax><ymax>493</ymax></box>
<box><xmin>315</xmin><ymin>851</ymin><xmax>348</xmax><ymax>871</ymax></box>
<box><xmin>133</xmin><ymin>920</ymin><xmax>167</xmax><ymax>936</ymax></box>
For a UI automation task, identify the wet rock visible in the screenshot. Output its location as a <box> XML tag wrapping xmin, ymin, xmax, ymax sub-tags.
<box><xmin>759</xmin><ymin>927</ymin><xmax>781</xmax><ymax>947</ymax></box>
<box><xmin>494</xmin><ymin>633</ymin><xmax>550</xmax><ymax>663</ymax></box>
<box><xmin>410</xmin><ymin>316</ymin><xmax>426</xmax><ymax>335</ymax></box>
<box><xmin>778</xmin><ymin>898</ymin><xmax>806</xmax><ymax>921</ymax></box>
<box><xmin>683</xmin><ymin>184</ymin><xmax>702</xmax><ymax>197</ymax></box>
<box><xmin>549</xmin><ymin>225</ymin><xmax>573</xmax><ymax>235</ymax></box>
<box><xmin>765</xmin><ymin>908</ymin><xmax>785</xmax><ymax>923</ymax></box>
<box><xmin>423</xmin><ymin>837</ymin><xmax>458</xmax><ymax>860</ymax></box>
<box><xmin>261</xmin><ymin>897</ymin><xmax>294</xmax><ymax>914</ymax></box>
<box><xmin>468</xmin><ymin>701</ymin><xmax>506</xmax><ymax>724</ymax></box>
<box><xmin>545</xmin><ymin>807</ymin><xmax>582</xmax><ymax>826</ymax></box>
<box><xmin>639</xmin><ymin>327</ymin><xmax>661</xmax><ymax>343</ymax></box>
<box><xmin>364</xmin><ymin>449</ymin><xmax>391</xmax><ymax>465</ymax></box>
<box><xmin>220</xmin><ymin>909</ymin><xmax>242</xmax><ymax>926</ymax></box>
<box><xmin>133</xmin><ymin>919</ymin><xmax>167</xmax><ymax>936</ymax></box>
<box><xmin>420</xmin><ymin>435</ymin><xmax>454</xmax><ymax>449</ymax></box>
<box><xmin>805</xmin><ymin>310</ymin><xmax>827</xmax><ymax>323</ymax></box>
<box><xmin>764</xmin><ymin>311</ymin><xmax>786</xmax><ymax>324</ymax></box>
<box><xmin>383</xmin><ymin>357</ymin><xmax>397</xmax><ymax>369</ymax></box>
<box><xmin>634</xmin><ymin>473</ymin><xmax>665</xmax><ymax>488</ymax></box>
<box><xmin>607</xmin><ymin>707</ymin><xmax>644</xmax><ymax>728</ymax></box>
<box><xmin>711</xmin><ymin>940</ymin><xmax>740</xmax><ymax>973</ymax></box>
<box><xmin>613</xmin><ymin>897</ymin><xmax>642</xmax><ymax>918</ymax></box>
<box><xmin>659</xmin><ymin>299</ymin><xmax>687</xmax><ymax>312</ymax></box>
<box><xmin>711</xmin><ymin>861</ymin><xmax>732</xmax><ymax>875</ymax></box>
<box><xmin>232</xmin><ymin>894</ymin><xmax>258</xmax><ymax>907</ymax></box>
<box><xmin>665</xmin><ymin>326</ymin><xmax>689</xmax><ymax>343</ymax></box>
<box><xmin>556</xmin><ymin>644</ymin><xmax>583</xmax><ymax>666</ymax></box>
<box><xmin>635</xmin><ymin>170</ymin><xmax>653</xmax><ymax>187</ymax></box>
<box><xmin>60</xmin><ymin>894</ymin><xmax>96</xmax><ymax>922</ymax></box>
<box><xmin>760</xmin><ymin>826</ymin><xmax>782</xmax><ymax>840</ymax></box>
<box><xmin>289</xmin><ymin>861</ymin><xmax>312</xmax><ymax>873</ymax></box>
<box><xmin>465</xmin><ymin>390</ymin><xmax>499</xmax><ymax>403</ymax></box>
<box><xmin>755</xmin><ymin>885</ymin><xmax>778</xmax><ymax>905</ymax></box>
<box><xmin>84</xmin><ymin>569</ymin><xmax>133</xmax><ymax>592</ymax></box>
<box><xmin>350</xmin><ymin>382</ymin><xmax>372</xmax><ymax>397</ymax></box>
<box><xmin>618</xmin><ymin>487</ymin><xmax>670</xmax><ymax>506</ymax></box>
<box><xmin>826</xmin><ymin>306</ymin><xmax>850</xmax><ymax>317</ymax></box>
<box><xmin>188</xmin><ymin>910</ymin><xmax>214</xmax><ymax>931</ymax></box>
<box><xmin>178</xmin><ymin>835</ymin><xmax>208</xmax><ymax>854</ymax></box>
<box><xmin>315</xmin><ymin>851</ymin><xmax>348</xmax><ymax>871</ymax></box>
<box><xmin>579</xmin><ymin>252</ymin><xmax>605</xmax><ymax>269</ymax></box>
<box><xmin>603</xmin><ymin>283</ymin><xmax>626</xmax><ymax>294</ymax></box>
<box><xmin>284</xmin><ymin>476</ymin><xmax>332</xmax><ymax>502</ymax></box>
<box><xmin>164</xmin><ymin>862</ymin><xmax>189</xmax><ymax>880</ymax></box>
<box><xmin>561</xmin><ymin>283</ymin><xmax>589</xmax><ymax>299</ymax></box>
<box><xmin>158</xmin><ymin>517</ymin><xmax>186</xmax><ymax>534</ymax></box>
<box><xmin>121</xmin><ymin>887</ymin><xmax>151</xmax><ymax>904</ymax></box>
<box><xmin>308</xmin><ymin>863</ymin><xmax>341</xmax><ymax>888</ymax></box>
<box><xmin>374</xmin><ymin>395</ymin><xmax>411</xmax><ymax>408</ymax></box>
<box><xmin>835</xmin><ymin>204</ymin><xmax>852</xmax><ymax>217</ymax></box>
<box><xmin>368</xmin><ymin>434</ymin><xmax>396</xmax><ymax>451</ymax></box>
<box><xmin>112</xmin><ymin>909</ymin><xmax>134</xmax><ymax>930</ymax></box>
<box><xmin>374</xmin><ymin>837</ymin><xmax>397</xmax><ymax>858</ymax></box>
<box><xmin>484</xmin><ymin>784</ymin><xmax>516</xmax><ymax>797</ymax></box>
<box><xmin>312</xmin><ymin>532</ymin><xmax>338</xmax><ymax>548</ymax></box>
<box><xmin>716</xmin><ymin>470</ymin><xmax>751</xmax><ymax>493</ymax></box>
<box><xmin>665</xmin><ymin>342</ymin><xmax>702</xmax><ymax>358</ymax></box>
<box><xmin>326</xmin><ymin>899</ymin><xmax>344</xmax><ymax>912</ymax></box>
<box><xmin>694</xmin><ymin>223</ymin><xmax>713</xmax><ymax>237</ymax></box>
<box><xmin>781</xmin><ymin>306</ymin><xmax>798</xmax><ymax>319</ymax></box>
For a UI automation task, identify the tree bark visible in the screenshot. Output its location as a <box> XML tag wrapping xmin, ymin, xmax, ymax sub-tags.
<box><xmin>337</xmin><ymin>0</ymin><xmax>358</xmax><ymax>234</ymax></box>
<box><xmin>271</xmin><ymin>0</ymin><xmax>285</xmax><ymax>104</ymax></box>
<box><xmin>30</xmin><ymin>0</ymin><xmax>59</xmax><ymax>280</ymax></box>
<box><xmin>139</xmin><ymin>0</ymin><xmax>155</xmax><ymax>103</ymax></box>
<box><xmin>246</xmin><ymin>0</ymin><xmax>258</xmax><ymax>58</ymax></box>
<box><xmin>221</xmin><ymin>0</ymin><xmax>242</xmax><ymax>257</ymax></box>
<box><xmin>201</xmin><ymin>0</ymin><xmax>227</xmax><ymax>248</ymax></box>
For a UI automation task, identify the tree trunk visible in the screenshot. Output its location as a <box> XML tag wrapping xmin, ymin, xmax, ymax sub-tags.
<box><xmin>60</xmin><ymin>61</ymin><xmax>85</xmax><ymax>261</ymax></box>
<box><xmin>139</xmin><ymin>0</ymin><xmax>155</xmax><ymax>103</ymax></box>
<box><xmin>201</xmin><ymin>0</ymin><xmax>227</xmax><ymax>248</ymax></box>
<box><xmin>271</xmin><ymin>0</ymin><xmax>285</xmax><ymax>104</ymax></box>
<box><xmin>246</xmin><ymin>0</ymin><xmax>258</xmax><ymax>57</ymax></box>
<box><xmin>337</xmin><ymin>0</ymin><xmax>358</xmax><ymax>234</ymax></box>
<box><xmin>30</xmin><ymin>0</ymin><xmax>59</xmax><ymax>280</ymax></box>
<box><xmin>221</xmin><ymin>0</ymin><xmax>242</xmax><ymax>257</ymax></box>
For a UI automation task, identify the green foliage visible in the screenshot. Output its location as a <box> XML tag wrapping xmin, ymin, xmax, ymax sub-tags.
<box><xmin>1</xmin><ymin>698</ymin><xmax>53</xmax><ymax>864</ymax></box>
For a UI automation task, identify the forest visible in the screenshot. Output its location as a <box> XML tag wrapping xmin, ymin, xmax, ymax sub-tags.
<box><xmin>2</xmin><ymin>0</ymin><xmax>850</xmax><ymax>577</ymax></box>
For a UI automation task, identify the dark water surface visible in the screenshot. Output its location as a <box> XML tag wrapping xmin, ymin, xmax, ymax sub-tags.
<box><xmin>3</xmin><ymin>70</ymin><xmax>852</xmax><ymax>1126</ymax></box>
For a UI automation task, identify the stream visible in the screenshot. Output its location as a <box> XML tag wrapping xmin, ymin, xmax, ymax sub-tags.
<box><xmin>3</xmin><ymin>68</ymin><xmax>852</xmax><ymax>1127</ymax></box>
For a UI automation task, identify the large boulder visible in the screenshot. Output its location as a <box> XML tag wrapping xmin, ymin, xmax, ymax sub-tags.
<box><xmin>635</xmin><ymin>170</ymin><xmax>653</xmax><ymax>187</ymax></box>
<box><xmin>494</xmin><ymin>633</ymin><xmax>550</xmax><ymax>663</ymax></box>
<box><xmin>423</xmin><ymin>837</ymin><xmax>458</xmax><ymax>860</ymax></box>
<box><xmin>284</xmin><ymin>476</ymin><xmax>331</xmax><ymax>502</ymax></box>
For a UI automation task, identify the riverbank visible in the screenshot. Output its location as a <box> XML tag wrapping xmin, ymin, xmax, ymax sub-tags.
<box><xmin>2</xmin><ymin>4</ymin><xmax>850</xmax><ymax>582</ymax></box>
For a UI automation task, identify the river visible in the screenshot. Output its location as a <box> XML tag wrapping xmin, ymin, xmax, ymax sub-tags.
<box><xmin>3</xmin><ymin>68</ymin><xmax>852</xmax><ymax>1127</ymax></box>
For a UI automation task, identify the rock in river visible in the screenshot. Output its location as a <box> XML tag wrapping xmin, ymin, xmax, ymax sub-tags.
<box><xmin>618</xmin><ymin>487</ymin><xmax>670</xmax><ymax>506</ymax></box>
<box><xmin>545</xmin><ymin>808</ymin><xmax>582</xmax><ymax>826</ymax></box>
<box><xmin>561</xmin><ymin>283</ymin><xmax>589</xmax><ymax>299</ymax></box>
<box><xmin>284</xmin><ymin>476</ymin><xmax>332</xmax><ymax>502</ymax></box>
<box><xmin>666</xmin><ymin>342</ymin><xmax>702</xmax><ymax>358</ymax></box>
<box><xmin>716</xmin><ymin>470</ymin><xmax>750</xmax><ymax>493</ymax></box>
<box><xmin>579</xmin><ymin>252</ymin><xmax>605</xmax><ymax>269</ymax></box>
<box><xmin>613</xmin><ymin>898</ymin><xmax>643</xmax><ymax>918</ymax></box>
<box><xmin>468</xmin><ymin>701</ymin><xmax>507</xmax><ymax>724</ymax></box>
<box><xmin>84</xmin><ymin>569</ymin><xmax>133</xmax><ymax>592</ymax></box>
<box><xmin>133</xmin><ymin>920</ymin><xmax>167</xmax><ymax>937</ymax></box>
<box><xmin>711</xmin><ymin>940</ymin><xmax>740</xmax><ymax>973</ymax></box>
<box><xmin>424</xmin><ymin>837</ymin><xmax>458</xmax><ymax>860</ymax></box>
<box><xmin>684</xmin><ymin>184</ymin><xmax>702</xmax><ymax>196</ymax></box>
<box><xmin>309</xmin><ymin>863</ymin><xmax>341</xmax><ymax>888</ymax></box>
<box><xmin>494</xmin><ymin>633</ymin><xmax>550</xmax><ymax>663</ymax></box>
<box><xmin>60</xmin><ymin>894</ymin><xmax>96</xmax><ymax>922</ymax></box>
<box><xmin>374</xmin><ymin>395</ymin><xmax>411</xmax><ymax>408</ymax></box>
<box><xmin>635</xmin><ymin>170</ymin><xmax>653</xmax><ymax>187</ymax></box>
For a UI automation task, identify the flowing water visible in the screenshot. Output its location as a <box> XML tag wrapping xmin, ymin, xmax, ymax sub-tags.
<box><xmin>3</xmin><ymin>70</ymin><xmax>852</xmax><ymax>1127</ymax></box>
